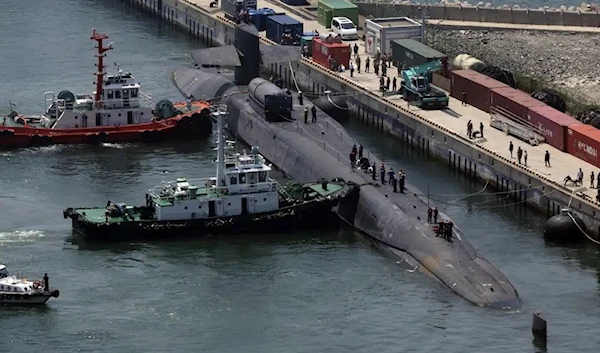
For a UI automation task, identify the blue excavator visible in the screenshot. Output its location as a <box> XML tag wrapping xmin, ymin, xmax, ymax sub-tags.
<box><xmin>400</xmin><ymin>60</ymin><xmax>449</xmax><ymax>110</ymax></box>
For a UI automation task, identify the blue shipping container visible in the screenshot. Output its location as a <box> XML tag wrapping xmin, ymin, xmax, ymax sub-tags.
<box><xmin>266</xmin><ymin>15</ymin><xmax>304</xmax><ymax>45</ymax></box>
<box><xmin>253</xmin><ymin>8</ymin><xmax>276</xmax><ymax>32</ymax></box>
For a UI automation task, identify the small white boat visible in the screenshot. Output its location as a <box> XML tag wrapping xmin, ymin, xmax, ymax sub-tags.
<box><xmin>0</xmin><ymin>265</ymin><xmax>60</xmax><ymax>305</ymax></box>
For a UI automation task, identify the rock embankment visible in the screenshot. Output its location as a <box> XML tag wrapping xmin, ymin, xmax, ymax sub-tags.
<box><xmin>426</xmin><ymin>28</ymin><xmax>600</xmax><ymax>104</ymax></box>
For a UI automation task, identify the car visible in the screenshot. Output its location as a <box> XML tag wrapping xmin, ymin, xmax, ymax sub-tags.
<box><xmin>330</xmin><ymin>17</ymin><xmax>357</xmax><ymax>40</ymax></box>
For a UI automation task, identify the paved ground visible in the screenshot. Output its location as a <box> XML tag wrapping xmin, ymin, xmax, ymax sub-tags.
<box><xmin>186</xmin><ymin>0</ymin><xmax>600</xmax><ymax>206</ymax></box>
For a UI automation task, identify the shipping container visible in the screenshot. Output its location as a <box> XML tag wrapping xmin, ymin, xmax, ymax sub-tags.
<box><xmin>221</xmin><ymin>0</ymin><xmax>257</xmax><ymax>20</ymax></box>
<box><xmin>391</xmin><ymin>39</ymin><xmax>446</xmax><ymax>69</ymax></box>
<box><xmin>527</xmin><ymin>105</ymin><xmax>581</xmax><ymax>152</ymax></box>
<box><xmin>281</xmin><ymin>0</ymin><xmax>308</xmax><ymax>5</ymax></box>
<box><xmin>450</xmin><ymin>70</ymin><xmax>510</xmax><ymax>112</ymax></box>
<box><xmin>566</xmin><ymin>124</ymin><xmax>600</xmax><ymax>168</ymax></box>
<box><xmin>317</xmin><ymin>0</ymin><xmax>358</xmax><ymax>29</ymax></box>
<box><xmin>490</xmin><ymin>87</ymin><xmax>546</xmax><ymax>120</ymax></box>
<box><xmin>250</xmin><ymin>7</ymin><xmax>276</xmax><ymax>31</ymax></box>
<box><xmin>266</xmin><ymin>15</ymin><xmax>304</xmax><ymax>45</ymax></box>
<box><xmin>312</xmin><ymin>37</ymin><xmax>350</xmax><ymax>70</ymax></box>
<box><xmin>364</xmin><ymin>17</ymin><xmax>422</xmax><ymax>56</ymax></box>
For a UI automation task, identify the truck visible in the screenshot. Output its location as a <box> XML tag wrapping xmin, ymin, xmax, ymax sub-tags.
<box><xmin>400</xmin><ymin>60</ymin><xmax>449</xmax><ymax>110</ymax></box>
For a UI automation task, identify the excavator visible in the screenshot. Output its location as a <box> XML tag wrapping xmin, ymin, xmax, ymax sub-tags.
<box><xmin>400</xmin><ymin>60</ymin><xmax>449</xmax><ymax>110</ymax></box>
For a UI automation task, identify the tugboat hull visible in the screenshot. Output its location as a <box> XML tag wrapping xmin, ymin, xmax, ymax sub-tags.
<box><xmin>65</xmin><ymin>191</ymin><xmax>355</xmax><ymax>242</ymax></box>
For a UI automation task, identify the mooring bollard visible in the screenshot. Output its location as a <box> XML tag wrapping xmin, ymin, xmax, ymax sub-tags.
<box><xmin>532</xmin><ymin>310</ymin><xmax>547</xmax><ymax>348</ymax></box>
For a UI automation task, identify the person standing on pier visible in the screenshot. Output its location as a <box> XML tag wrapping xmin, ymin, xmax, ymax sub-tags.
<box><xmin>591</xmin><ymin>171</ymin><xmax>595</xmax><ymax>188</ymax></box>
<box><xmin>597</xmin><ymin>173</ymin><xmax>600</xmax><ymax>189</ymax></box>
<box><xmin>517</xmin><ymin>147</ymin><xmax>523</xmax><ymax>164</ymax></box>
<box><xmin>374</xmin><ymin>60</ymin><xmax>379</xmax><ymax>76</ymax></box>
<box><xmin>398</xmin><ymin>171</ymin><xmax>406</xmax><ymax>193</ymax></box>
<box><xmin>392</xmin><ymin>77</ymin><xmax>397</xmax><ymax>92</ymax></box>
<box><xmin>427</xmin><ymin>207</ymin><xmax>433</xmax><ymax>223</ymax></box>
<box><xmin>356</xmin><ymin>56</ymin><xmax>361</xmax><ymax>73</ymax></box>
<box><xmin>386</xmin><ymin>77</ymin><xmax>391</xmax><ymax>91</ymax></box>
<box><xmin>298</xmin><ymin>91</ymin><xmax>303</xmax><ymax>106</ymax></box>
<box><xmin>350</xmin><ymin>62</ymin><xmax>355</xmax><ymax>78</ymax></box>
<box><xmin>352</xmin><ymin>144</ymin><xmax>357</xmax><ymax>155</ymax></box>
<box><xmin>509</xmin><ymin>141</ymin><xmax>514</xmax><ymax>158</ymax></box>
<box><xmin>365</xmin><ymin>57</ymin><xmax>370</xmax><ymax>73</ymax></box>
<box><xmin>304</xmin><ymin>107</ymin><xmax>308</xmax><ymax>124</ymax></box>
<box><xmin>461</xmin><ymin>91</ymin><xmax>467</xmax><ymax>106</ymax></box>
<box><xmin>358</xmin><ymin>145</ymin><xmax>364</xmax><ymax>160</ymax></box>
<box><xmin>479</xmin><ymin>122</ymin><xmax>484</xmax><ymax>137</ymax></box>
<box><xmin>380</xmin><ymin>164</ymin><xmax>386</xmax><ymax>184</ymax></box>
<box><xmin>467</xmin><ymin>120</ymin><xmax>472</xmax><ymax>138</ymax></box>
<box><xmin>382</xmin><ymin>62</ymin><xmax>387</xmax><ymax>77</ymax></box>
<box><xmin>388</xmin><ymin>168</ymin><xmax>395</xmax><ymax>186</ymax></box>
<box><xmin>545</xmin><ymin>151</ymin><xmax>551</xmax><ymax>167</ymax></box>
<box><xmin>577</xmin><ymin>168</ymin><xmax>584</xmax><ymax>185</ymax></box>
<box><xmin>524</xmin><ymin>150</ymin><xmax>528</xmax><ymax>166</ymax></box>
<box><xmin>433</xmin><ymin>207</ymin><xmax>439</xmax><ymax>223</ymax></box>
<box><xmin>353</xmin><ymin>43</ymin><xmax>359</xmax><ymax>59</ymax></box>
<box><xmin>311</xmin><ymin>105</ymin><xmax>317</xmax><ymax>123</ymax></box>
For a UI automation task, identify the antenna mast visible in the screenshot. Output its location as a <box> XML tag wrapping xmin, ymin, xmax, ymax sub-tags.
<box><xmin>91</xmin><ymin>28</ymin><xmax>113</xmax><ymax>107</ymax></box>
<box><xmin>214</xmin><ymin>105</ymin><xmax>228</xmax><ymax>187</ymax></box>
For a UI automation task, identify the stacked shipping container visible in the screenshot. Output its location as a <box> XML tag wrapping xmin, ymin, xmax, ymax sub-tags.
<box><xmin>490</xmin><ymin>87</ymin><xmax>546</xmax><ymax>120</ymax></box>
<box><xmin>450</xmin><ymin>70</ymin><xmax>509</xmax><ymax>113</ymax></box>
<box><xmin>526</xmin><ymin>106</ymin><xmax>580</xmax><ymax>152</ymax></box>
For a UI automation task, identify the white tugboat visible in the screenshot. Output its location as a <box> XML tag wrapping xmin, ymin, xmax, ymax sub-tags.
<box><xmin>0</xmin><ymin>265</ymin><xmax>60</xmax><ymax>305</ymax></box>
<box><xmin>0</xmin><ymin>29</ymin><xmax>211</xmax><ymax>149</ymax></box>
<box><xmin>63</xmin><ymin>105</ymin><xmax>357</xmax><ymax>241</ymax></box>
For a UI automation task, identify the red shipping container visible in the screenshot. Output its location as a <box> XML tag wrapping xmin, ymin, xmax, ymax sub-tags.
<box><xmin>526</xmin><ymin>105</ymin><xmax>581</xmax><ymax>152</ymax></box>
<box><xmin>312</xmin><ymin>37</ymin><xmax>350</xmax><ymax>71</ymax></box>
<box><xmin>490</xmin><ymin>87</ymin><xmax>546</xmax><ymax>120</ymax></box>
<box><xmin>450</xmin><ymin>70</ymin><xmax>510</xmax><ymax>113</ymax></box>
<box><xmin>567</xmin><ymin>124</ymin><xmax>600</xmax><ymax>168</ymax></box>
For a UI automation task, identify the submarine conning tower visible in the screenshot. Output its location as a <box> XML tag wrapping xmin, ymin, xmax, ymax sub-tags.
<box><xmin>234</xmin><ymin>24</ymin><xmax>260</xmax><ymax>86</ymax></box>
<box><xmin>248</xmin><ymin>78</ymin><xmax>292</xmax><ymax>122</ymax></box>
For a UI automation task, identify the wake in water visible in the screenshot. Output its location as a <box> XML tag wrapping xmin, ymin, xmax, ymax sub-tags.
<box><xmin>0</xmin><ymin>230</ymin><xmax>45</xmax><ymax>244</ymax></box>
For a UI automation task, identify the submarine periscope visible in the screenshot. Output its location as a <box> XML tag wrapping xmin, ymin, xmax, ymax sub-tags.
<box><xmin>174</xmin><ymin>24</ymin><xmax>521</xmax><ymax>309</ymax></box>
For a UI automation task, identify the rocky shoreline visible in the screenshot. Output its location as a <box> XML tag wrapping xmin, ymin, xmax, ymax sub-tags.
<box><xmin>426</xmin><ymin>27</ymin><xmax>600</xmax><ymax>110</ymax></box>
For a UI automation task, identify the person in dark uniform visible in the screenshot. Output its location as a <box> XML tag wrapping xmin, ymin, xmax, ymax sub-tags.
<box><xmin>304</xmin><ymin>107</ymin><xmax>309</xmax><ymax>123</ymax></box>
<box><xmin>365</xmin><ymin>57</ymin><xmax>370</xmax><ymax>73</ymax></box>
<box><xmin>436</xmin><ymin>221</ymin><xmax>444</xmax><ymax>238</ymax></box>
<box><xmin>352</xmin><ymin>144</ymin><xmax>357</xmax><ymax>154</ymax></box>
<box><xmin>392</xmin><ymin>77</ymin><xmax>397</xmax><ymax>92</ymax></box>
<box><xmin>350</xmin><ymin>151</ymin><xmax>356</xmax><ymax>169</ymax></box>
<box><xmin>398</xmin><ymin>171</ymin><xmax>406</xmax><ymax>193</ymax></box>
<box><xmin>461</xmin><ymin>91</ymin><xmax>467</xmax><ymax>106</ymax></box>
<box><xmin>372</xmin><ymin>162</ymin><xmax>376</xmax><ymax>181</ymax></box>
<box><xmin>380</xmin><ymin>164</ymin><xmax>386</xmax><ymax>184</ymax></box>
<box><xmin>447</xmin><ymin>221</ymin><xmax>454</xmax><ymax>241</ymax></box>
<box><xmin>386</xmin><ymin>77</ymin><xmax>391</xmax><ymax>91</ymax></box>
<box><xmin>433</xmin><ymin>207</ymin><xmax>438</xmax><ymax>223</ymax></box>
<box><xmin>311</xmin><ymin>105</ymin><xmax>317</xmax><ymax>123</ymax></box>
<box><xmin>298</xmin><ymin>91</ymin><xmax>304</xmax><ymax>105</ymax></box>
<box><xmin>427</xmin><ymin>207</ymin><xmax>433</xmax><ymax>223</ymax></box>
<box><xmin>358</xmin><ymin>145</ymin><xmax>364</xmax><ymax>159</ymax></box>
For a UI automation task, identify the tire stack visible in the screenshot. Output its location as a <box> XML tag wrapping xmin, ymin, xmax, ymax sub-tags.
<box><xmin>531</xmin><ymin>89</ymin><xmax>567</xmax><ymax>113</ymax></box>
<box><xmin>478</xmin><ymin>65</ymin><xmax>517</xmax><ymax>88</ymax></box>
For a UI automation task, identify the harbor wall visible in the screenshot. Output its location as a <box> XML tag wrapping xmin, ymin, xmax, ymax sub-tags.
<box><xmin>122</xmin><ymin>0</ymin><xmax>600</xmax><ymax>240</ymax></box>
<box><xmin>355</xmin><ymin>2</ymin><xmax>600</xmax><ymax>27</ymax></box>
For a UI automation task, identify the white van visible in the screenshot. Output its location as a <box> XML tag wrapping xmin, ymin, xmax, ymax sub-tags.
<box><xmin>330</xmin><ymin>17</ymin><xmax>357</xmax><ymax>40</ymax></box>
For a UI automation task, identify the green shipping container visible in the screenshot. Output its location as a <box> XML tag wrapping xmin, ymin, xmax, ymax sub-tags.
<box><xmin>391</xmin><ymin>39</ymin><xmax>447</xmax><ymax>68</ymax></box>
<box><xmin>317</xmin><ymin>0</ymin><xmax>358</xmax><ymax>29</ymax></box>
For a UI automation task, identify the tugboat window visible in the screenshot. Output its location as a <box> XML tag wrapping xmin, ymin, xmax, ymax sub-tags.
<box><xmin>247</xmin><ymin>172</ymin><xmax>257</xmax><ymax>184</ymax></box>
<box><xmin>258</xmin><ymin>171</ymin><xmax>267</xmax><ymax>182</ymax></box>
<box><xmin>131</xmin><ymin>89</ymin><xmax>138</xmax><ymax>98</ymax></box>
<box><xmin>115</xmin><ymin>91</ymin><xmax>121</xmax><ymax>99</ymax></box>
<box><xmin>230</xmin><ymin>175</ymin><xmax>238</xmax><ymax>185</ymax></box>
<box><xmin>239</xmin><ymin>173</ymin><xmax>246</xmax><ymax>184</ymax></box>
<box><xmin>107</xmin><ymin>91</ymin><xmax>114</xmax><ymax>99</ymax></box>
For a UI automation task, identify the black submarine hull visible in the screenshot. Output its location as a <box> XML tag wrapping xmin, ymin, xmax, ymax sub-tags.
<box><xmin>174</xmin><ymin>21</ymin><xmax>521</xmax><ymax>307</ymax></box>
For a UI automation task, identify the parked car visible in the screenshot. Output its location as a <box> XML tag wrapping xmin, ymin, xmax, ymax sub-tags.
<box><xmin>330</xmin><ymin>17</ymin><xmax>357</xmax><ymax>40</ymax></box>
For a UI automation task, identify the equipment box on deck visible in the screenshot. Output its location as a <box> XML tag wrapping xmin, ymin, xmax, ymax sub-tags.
<box><xmin>266</xmin><ymin>14</ymin><xmax>304</xmax><ymax>45</ymax></box>
<box><xmin>221</xmin><ymin>0</ymin><xmax>257</xmax><ymax>20</ymax></box>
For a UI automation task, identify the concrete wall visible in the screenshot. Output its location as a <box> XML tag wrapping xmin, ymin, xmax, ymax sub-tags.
<box><xmin>124</xmin><ymin>0</ymin><xmax>600</xmax><ymax>240</ymax></box>
<box><xmin>357</xmin><ymin>3</ymin><xmax>600</xmax><ymax>27</ymax></box>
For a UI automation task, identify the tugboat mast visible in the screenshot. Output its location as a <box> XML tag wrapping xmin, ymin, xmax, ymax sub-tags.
<box><xmin>91</xmin><ymin>28</ymin><xmax>113</xmax><ymax>107</ymax></box>
<box><xmin>214</xmin><ymin>105</ymin><xmax>228</xmax><ymax>187</ymax></box>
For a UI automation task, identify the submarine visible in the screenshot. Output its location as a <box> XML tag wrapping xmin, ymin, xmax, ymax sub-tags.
<box><xmin>173</xmin><ymin>24</ymin><xmax>522</xmax><ymax>309</ymax></box>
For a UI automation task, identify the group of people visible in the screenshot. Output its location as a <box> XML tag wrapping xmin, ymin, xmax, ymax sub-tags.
<box><xmin>466</xmin><ymin>120</ymin><xmax>484</xmax><ymax>139</ymax></box>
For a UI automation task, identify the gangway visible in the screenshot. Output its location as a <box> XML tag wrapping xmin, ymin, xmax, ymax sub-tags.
<box><xmin>489</xmin><ymin>106</ymin><xmax>545</xmax><ymax>146</ymax></box>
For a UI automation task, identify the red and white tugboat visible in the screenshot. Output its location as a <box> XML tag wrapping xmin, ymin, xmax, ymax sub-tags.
<box><xmin>0</xmin><ymin>29</ymin><xmax>212</xmax><ymax>148</ymax></box>
<box><xmin>0</xmin><ymin>265</ymin><xmax>60</xmax><ymax>305</ymax></box>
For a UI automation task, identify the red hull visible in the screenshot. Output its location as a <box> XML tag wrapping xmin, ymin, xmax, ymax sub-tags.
<box><xmin>0</xmin><ymin>105</ymin><xmax>212</xmax><ymax>149</ymax></box>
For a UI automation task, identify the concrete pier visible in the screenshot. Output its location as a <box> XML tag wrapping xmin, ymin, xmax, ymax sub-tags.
<box><xmin>121</xmin><ymin>0</ymin><xmax>600</xmax><ymax>241</ymax></box>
